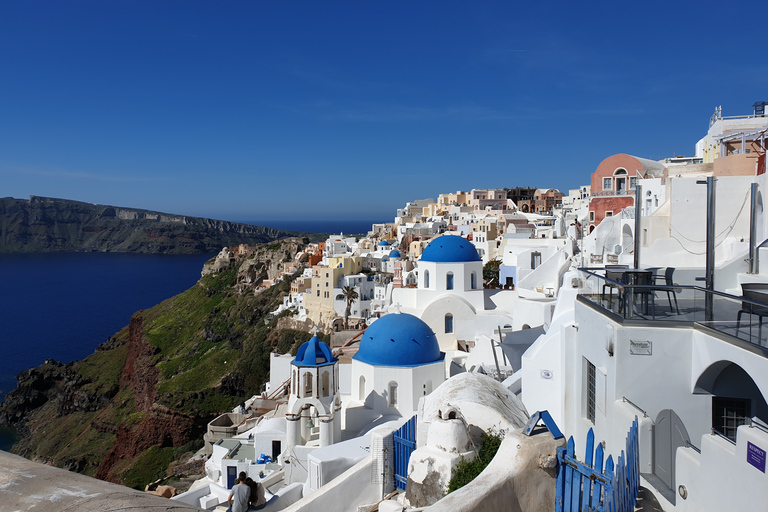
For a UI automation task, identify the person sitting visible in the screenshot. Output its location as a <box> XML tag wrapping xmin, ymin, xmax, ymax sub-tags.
<box><xmin>227</xmin><ymin>472</ymin><xmax>251</xmax><ymax>512</ymax></box>
<box><xmin>246</xmin><ymin>476</ymin><xmax>267</xmax><ymax>510</ymax></box>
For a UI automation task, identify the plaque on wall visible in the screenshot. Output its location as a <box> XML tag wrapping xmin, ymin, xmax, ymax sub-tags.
<box><xmin>629</xmin><ymin>340</ymin><xmax>652</xmax><ymax>355</ymax></box>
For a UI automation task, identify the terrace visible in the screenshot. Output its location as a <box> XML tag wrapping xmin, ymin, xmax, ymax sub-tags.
<box><xmin>576</xmin><ymin>267</ymin><xmax>768</xmax><ymax>354</ymax></box>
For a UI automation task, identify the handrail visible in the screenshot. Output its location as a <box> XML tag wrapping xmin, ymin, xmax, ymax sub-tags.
<box><xmin>685</xmin><ymin>440</ymin><xmax>701</xmax><ymax>453</ymax></box>
<box><xmin>622</xmin><ymin>396</ymin><xmax>648</xmax><ymax>417</ymax></box>
<box><xmin>749</xmin><ymin>418</ymin><xmax>768</xmax><ymax>434</ymax></box>
<box><xmin>711</xmin><ymin>428</ymin><xmax>737</xmax><ymax>445</ymax></box>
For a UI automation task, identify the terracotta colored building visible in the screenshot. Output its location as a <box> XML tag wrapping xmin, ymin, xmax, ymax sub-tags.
<box><xmin>535</xmin><ymin>188</ymin><xmax>565</xmax><ymax>213</ymax></box>
<box><xmin>588</xmin><ymin>154</ymin><xmax>667</xmax><ymax>231</ymax></box>
<box><xmin>507</xmin><ymin>187</ymin><xmax>537</xmax><ymax>213</ymax></box>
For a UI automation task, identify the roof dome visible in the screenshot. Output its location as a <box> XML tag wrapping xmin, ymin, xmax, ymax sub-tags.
<box><xmin>292</xmin><ymin>335</ymin><xmax>336</xmax><ymax>367</ymax></box>
<box><xmin>378</xmin><ymin>240</ymin><xmax>390</xmax><ymax>247</ymax></box>
<box><xmin>420</xmin><ymin>235</ymin><xmax>481</xmax><ymax>263</ymax></box>
<box><xmin>389</xmin><ymin>249</ymin><xmax>401</xmax><ymax>259</ymax></box>
<box><xmin>354</xmin><ymin>313</ymin><xmax>443</xmax><ymax>367</ymax></box>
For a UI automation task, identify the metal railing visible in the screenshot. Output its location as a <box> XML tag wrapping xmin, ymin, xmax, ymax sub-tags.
<box><xmin>576</xmin><ymin>268</ymin><xmax>768</xmax><ymax>352</ymax></box>
<box><xmin>685</xmin><ymin>440</ymin><xmax>702</xmax><ymax>454</ymax></box>
<box><xmin>711</xmin><ymin>428</ymin><xmax>737</xmax><ymax>446</ymax></box>
<box><xmin>622</xmin><ymin>396</ymin><xmax>648</xmax><ymax>418</ymax></box>
<box><xmin>749</xmin><ymin>418</ymin><xmax>768</xmax><ymax>434</ymax></box>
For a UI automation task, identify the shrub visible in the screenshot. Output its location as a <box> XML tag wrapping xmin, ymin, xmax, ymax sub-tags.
<box><xmin>446</xmin><ymin>427</ymin><xmax>506</xmax><ymax>494</ymax></box>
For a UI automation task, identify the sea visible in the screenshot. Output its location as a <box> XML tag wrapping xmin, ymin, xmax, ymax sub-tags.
<box><xmin>0</xmin><ymin>218</ymin><xmax>384</xmax><ymax>451</ymax></box>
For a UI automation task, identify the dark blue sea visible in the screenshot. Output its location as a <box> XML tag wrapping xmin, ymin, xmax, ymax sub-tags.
<box><xmin>0</xmin><ymin>252</ymin><xmax>213</xmax><ymax>450</ymax></box>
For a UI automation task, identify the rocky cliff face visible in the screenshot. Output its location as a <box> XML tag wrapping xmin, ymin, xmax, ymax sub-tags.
<box><xmin>0</xmin><ymin>196</ymin><xmax>320</xmax><ymax>254</ymax></box>
<box><xmin>0</xmin><ymin>240</ymin><xmax>316</xmax><ymax>488</ymax></box>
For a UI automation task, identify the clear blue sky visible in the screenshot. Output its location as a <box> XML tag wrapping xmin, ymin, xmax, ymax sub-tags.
<box><xmin>1</xmin><ymin>1</ymin><xmax>765</xmax><ymax>223</ymax></box>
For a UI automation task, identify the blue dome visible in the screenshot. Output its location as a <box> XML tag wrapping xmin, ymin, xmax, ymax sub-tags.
<box><xmin>420</xmin><ymin>235</ymin><xmax>480</xmax><ymax>263</ymax></box>
<box><xmin>389</xmin><ymin>249</ymin><xmax>401</xmax><ymax>259</ymax></box>
<box><xmin>354</xmin><ymin>313</ymin><xmax>443</xmax><ymax>367</ymax></box>
<box><xmin>378</xmin><ymin>240</ymin><xmax>390</xmax><ymax>247</ymax></box>
<box><xmin>293</xmin><ymin>335</ymin><xmax>336</xmax><ymax>367</ymax></box>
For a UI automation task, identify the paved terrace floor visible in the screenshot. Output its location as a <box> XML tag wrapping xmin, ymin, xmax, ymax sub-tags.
<box><xmin>0</xmin><ymin>451</ymin><xmax>203</xmax><ymax>512</ymax></box>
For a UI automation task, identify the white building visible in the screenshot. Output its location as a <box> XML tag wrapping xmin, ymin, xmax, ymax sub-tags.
<box><xmin>343</xmin><ymin>312</ymin><xmax>446</xmax><ymax>433</ymax></box>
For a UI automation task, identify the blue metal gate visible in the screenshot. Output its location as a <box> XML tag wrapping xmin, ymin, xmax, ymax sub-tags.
<box><xmin>555</xmin><ymin>417</ymin><xmax>639</xmax><ymax>512</ymax></box>
<box><xmin>393</xmin><ymin>415</ymin><xmax>417</xmax><ymax>490</ymax></box>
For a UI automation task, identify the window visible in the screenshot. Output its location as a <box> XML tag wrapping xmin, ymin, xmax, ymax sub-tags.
<box><xmin>446</xmin><ymin>272</ymin><xmax>454</xmax><ymax>290</ymax></box>
<box><xmin>605</xmin><ymin>211</ymin><xmax>613</xmax><ymax>217</ymax></box>
<box><xmin>589</xmin><ymin>211</ymin><xmax>595</xmax><ymax>222</ymax></box>
<box><xmin>586</xmin><ymin>359</ymin><xmax>596</xmax><ymax>423</ymax></box>
<box><xmin>322</xmin><ymin>371</ymin><xmax>330</xmax><ymax>397</ymax></box>
<box><xmin>603</xmin><ymin>177</ymin><xmax>612</xmax><ymax>190</ymax></box>
<box><xmin>712</xmin><ymin>397</ymin><xmax>750</xmax><ymax>442</ymax></box>
<box><xmin>630</xmin><ymin>177</ymin><xmax>637</xmax><ymax>189</ymax></box>
<box><xmin>531</xmin><ymin>252</ymin><xmax>542</xmax><ymax>269</ymax></box>
<box><xmin>359</xmin><ymin>375</ymin><xmax>366</xmax><ymax>401</ymax></box>
<box><xmin>470</xmin><ymin>272</ymin><xmax>476</xmax><ymax>289</ymax></box>
<box><xmin>304</xmin><ymin>372</ymin><xmax>313</xmax><ymax>397</ymax></box>
<box><xmin>388</xmin><ymin>382</ymin><xmax>398</xmax><ymax>408</ymax></box>
<box><xmin>445</xmin><ymin>313</ymin><xmax>454</xmax><ymax>333</ymax></box>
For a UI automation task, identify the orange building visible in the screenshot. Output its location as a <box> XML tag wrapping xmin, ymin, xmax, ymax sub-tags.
<box><xmin>588</xmin><ymin>154</ymin><xmax>667</xmax><ymax>231</ymax></box>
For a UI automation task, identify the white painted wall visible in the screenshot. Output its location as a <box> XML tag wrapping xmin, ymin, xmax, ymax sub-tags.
<box><xmin>676</xmin><ymin>424</ymin><xmax>768</xmax><ymax>512</ymax></box>
<box><xmin>279</xmin><ymin>455</ymin><xmax>381</xmax><ymax>512</ymax></box>
<box><xmin>348</xmin><ymin>359</ymin><xmax>445</xmax><ymax>423</ymax></box>
<box><xmin>268</xmin><ymin>353</ymin><xmax>294</xmax><ymax>395</ymax></box>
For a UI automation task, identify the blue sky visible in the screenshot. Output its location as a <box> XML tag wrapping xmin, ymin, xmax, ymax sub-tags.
<box><xmin>1</xmin><ymin>1</ymin><xmax>765</xmax><ymax>223</ymax></box>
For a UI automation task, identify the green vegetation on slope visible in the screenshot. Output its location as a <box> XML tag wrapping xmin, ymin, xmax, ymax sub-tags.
<box><xmin>2</xmin><ymin>243</ymin><xmax>315</xmax><ymax>488</ymax></box>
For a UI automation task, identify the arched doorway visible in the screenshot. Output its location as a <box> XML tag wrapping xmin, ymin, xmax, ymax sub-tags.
<box><xmin>654</xmin><ymin>409</ymin><xmax>690</xmax><ymax>490</ymax></box>
<box><xmin>622</xmin><ymin>224</ymin><xmax>634</xmax><ymax>253</ymax></box>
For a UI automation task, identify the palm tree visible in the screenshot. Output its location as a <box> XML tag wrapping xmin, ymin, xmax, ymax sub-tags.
<box><xmin>341</xmin><ymin>285</ymin><xmax>359</xmax><ymax>330</ymax></box>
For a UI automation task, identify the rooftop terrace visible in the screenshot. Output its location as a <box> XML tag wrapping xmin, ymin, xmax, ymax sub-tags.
<box><xmin>577</xmin><ymin>267</ymin><xmax>768</xmax><ymax>355</ymax></box>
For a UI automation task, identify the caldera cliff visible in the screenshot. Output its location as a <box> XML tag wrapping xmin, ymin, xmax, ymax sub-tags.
<box><xmin>0</xmin><ymin>196</ymin><xmax>322</xmax><ymax>253</ymax></box>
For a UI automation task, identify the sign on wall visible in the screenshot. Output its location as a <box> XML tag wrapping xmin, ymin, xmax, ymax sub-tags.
<box><xmin>629</xmin><ymin>340</ymin><xmax>652</xmax><ymax>356</ymax></box>
<box><xmin>747</xmin><ymin>442</ymin><xmax>766</xmax><ymax>473</ymax></box>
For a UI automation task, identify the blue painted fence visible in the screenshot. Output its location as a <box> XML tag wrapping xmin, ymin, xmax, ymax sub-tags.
<box><xmin>555</xmin><ymin>417</ymin><xmax>639</xmax><ymax>512</ymax></box>
<box><xmin>393</xmin><ymin>415</ymin><xmax>417</xmax><ymax>491</ymax></box>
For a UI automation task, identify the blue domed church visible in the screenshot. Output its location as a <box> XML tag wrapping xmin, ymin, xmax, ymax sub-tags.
<box><xmin>287</xmin><ymin>334</ymin><xmax>341</xmax><ymax>451</ymax></box>
<box><xmin>390</xmin><ymin>234</ymin><xmax>514</xmax><ymax>351</ymax></box>
<box><xmin>344</xmin><ymin>312</ymin><xmax>446</xmax><ymax>432</ymax></box>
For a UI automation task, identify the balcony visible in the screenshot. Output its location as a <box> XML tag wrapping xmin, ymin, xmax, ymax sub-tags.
<box><xmin>591</xmin><ymin>189</ymin><xmax>635</xmax><ymax>197</ymax></box>
<box><xmin>577</xmin><ymin>268</ymin><xmax>768</xmax><ymax>353</ymax></box>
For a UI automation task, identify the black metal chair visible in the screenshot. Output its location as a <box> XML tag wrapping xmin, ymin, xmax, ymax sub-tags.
<box><xmin>602</xmin><ymin>265</ymin><xmax>628</xmax><ymax>307</ymax></box>
<box><xmin>623</xmin><ymin>270</ymin><xmax>653</xmax><ymax>316</ymax></box>
<box><xmin>736</xmin><ymin>283</ymin><xmax>768</xmax><ymax>341</ymax></box>
<box><xmin>653</xmin><ymin>267</ymin><xmax>680</xmax><ymax>315</ymax></box>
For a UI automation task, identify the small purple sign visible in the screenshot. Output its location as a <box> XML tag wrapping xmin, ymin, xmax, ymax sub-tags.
<box><xmin>747</xmin><ymin>442</ymin><xmax>766</xmax><ymax>473</ymax></box>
